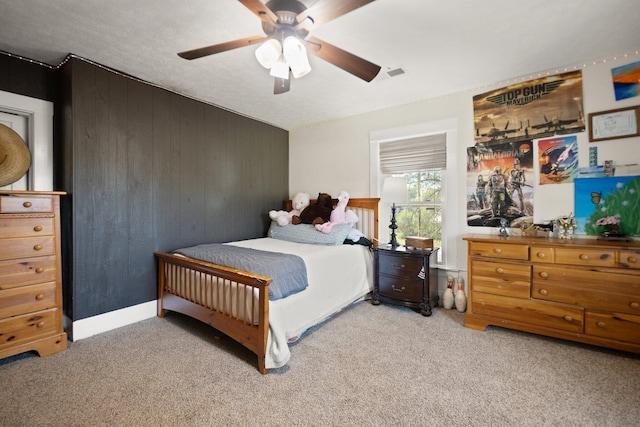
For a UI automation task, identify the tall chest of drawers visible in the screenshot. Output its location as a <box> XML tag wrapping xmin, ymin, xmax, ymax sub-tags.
<box><xmin>463</xmin><ymin>234</ymin><xmax>640</xmax><ymax>354</ymax></box>
<box><xmin>0</xmin><ymin>191</ymin><xmax>67</xmax><ymax>359</ymax></box>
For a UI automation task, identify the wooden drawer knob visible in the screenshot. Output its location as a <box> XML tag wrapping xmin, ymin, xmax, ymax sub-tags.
<box><xmin>627</xmin><ymin>256</ymin><xmax>638</xmax><ymax>264</ymax></box>
<box><xmin>36</xmin><ymin>321</ymin><xmax>45</xmax><ymax>328</ymax></box>
<box><xmin>23</xmin><ymin>201</ymin><xmax>32</xmax><ymax>208</ymax></box>
<box><xmin>493</xmin><ymin>248</ymin><xmax>502</xmax><ymax>254</ymax></box>
<box><xmin>579</xmin><ymin>254</ymin><xmax>589</xmax><ymax>261</ymax></box>
<box><xmin>33</xmin><ymin>225</ymin><xmax>43</xmax><ymax>232</ymax></box>
<box><xmin>538</xmin><ymin>271</ymin><xmax>548</xmax><ymax>279</ymax></box>
<box><xmin>536</xmin><ymin>252</ymin><xmax>546</xmax><ymax>259</ymax></box>
<box><xmin>596</xmin><ymin>321</ymin><xmax>607</xmax><ymax>328</ymax></box>
<box><xmin>539</xmin><ymin>289</ymin><xmax>548</xmax><ymax>296</ymax></box>
<box><xmin>35</xmin><ymin>293</ymin><xmax>45</xmax><ymax>300</ymax></box>
<box><xmin>496</xmin><ymin>267</ymin><xmax>504</xmax><ymax>274</ymax></box>
<box><xmin>630</xmin><ymin>302</ymin><xmax>640</xmax><ymax>310</ymax></box>
<box><xmin>563</xmin><ymin>315</ymin><xmax>573</xmax><ymax>322</ymax></box>
<box><xmin>35</xmin><ymin>267</ymin><xmax>44</xmax><ymax>273</ymax></box>
<box><xmin>33</xmin><ymin>245</ymin><xmax>43</xmax><ymax>251</ymax></box>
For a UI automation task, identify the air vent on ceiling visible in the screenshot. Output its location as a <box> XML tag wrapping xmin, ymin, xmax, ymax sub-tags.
<box><xmin>386</xmin><ymin>67</ymin><xmax>405</xmax><ymax>77</ymax></box>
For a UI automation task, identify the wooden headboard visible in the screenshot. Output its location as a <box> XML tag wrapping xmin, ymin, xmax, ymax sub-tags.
<box><xmin>285</xmin><ymin>197</ymin><xmax>380</xmax><ymax>242</ymax></box>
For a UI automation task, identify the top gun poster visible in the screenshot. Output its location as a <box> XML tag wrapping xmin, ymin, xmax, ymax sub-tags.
<box><xmin>474</xmin><ymin>70</ymin><xmax>584</xmax><ymax>144</ymax></box>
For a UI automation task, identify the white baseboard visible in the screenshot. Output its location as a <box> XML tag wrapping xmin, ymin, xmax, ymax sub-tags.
<box><xmin>66</xmin><ymin>300</ymin><xmax>158</xmax><ymax>341</ymax></box>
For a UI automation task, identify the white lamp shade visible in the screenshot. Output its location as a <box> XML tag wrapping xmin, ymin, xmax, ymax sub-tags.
<box><xmin>255</xmin><ymin>39</ymin><xmax>282</xmax><ymax>69</ymax></box>
<box><xmin>382</xmin><ymin>177</ymin><xmax>408</xmax><ymax>204</ymax></box>
<box><xmin>269</xmin><ymin>57</ymin><xmax>290</xmax><ymax>79</ymax></box>
<box><xmin>283</xmin><ymin>36</ymin><xmax>311</xmax><ymax>78</ymax></box>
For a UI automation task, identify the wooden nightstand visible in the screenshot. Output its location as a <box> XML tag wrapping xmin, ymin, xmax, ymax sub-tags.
<box><xmin>372</xmin><ymin>245</ymin><xmax>439</xmax><ymax>316</ymax></box>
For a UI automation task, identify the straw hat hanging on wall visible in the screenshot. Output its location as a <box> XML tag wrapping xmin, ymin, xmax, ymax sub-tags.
<box><xmin>0</xmin><ymin>123</ymin><xmax>31</xmax><ymax>187</ymax></box>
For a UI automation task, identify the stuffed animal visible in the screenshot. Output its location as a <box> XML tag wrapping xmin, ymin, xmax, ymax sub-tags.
<box><xmin>316</xmin><ymin>191</ymin><xmax>359</xmax><ymax>234</ymax></box>
<box><xmin>269</xmin><ymin>192</ymin><xmax>310</xmax><ymax>226</ymax></box>
<box><xmin>293</xmin><ymin>192</ymin><xmax>333</xmax><ymax>225</ymax></box>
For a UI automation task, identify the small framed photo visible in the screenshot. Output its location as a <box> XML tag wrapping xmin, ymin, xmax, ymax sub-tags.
<box><xmin>588</xmin><ymin>106</ymin><xmax>640</xmax><ymax>142</ymax></box>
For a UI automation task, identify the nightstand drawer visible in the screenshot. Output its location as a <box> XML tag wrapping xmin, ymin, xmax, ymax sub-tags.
<box><xmin>378</xmin><ymin>253</ymin><xmax>423</xmax><ymax>280</ymax></box>
<box><xmin>378</xmin><ymin>274</ymin><xmax>422</xmax><ymax>301</ymax></box>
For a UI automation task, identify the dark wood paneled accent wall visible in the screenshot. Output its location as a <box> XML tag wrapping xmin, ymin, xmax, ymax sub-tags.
<box><xmin>57</xmin><ymin>58</ymin><xmax>288</xmax><ymax>321</ymax></box>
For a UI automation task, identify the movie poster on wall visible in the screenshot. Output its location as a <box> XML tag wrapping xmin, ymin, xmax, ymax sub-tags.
<box><xmin>467</xmin><ymin>140</ymin><xmax>534</xmax><ymax>228</ymax></box>
<box><xmin>538</xmin><ymin>135</ymin><xmax>579</xmax><ymax>185</ymax></box>
<box><xmin>473</xmin><ymin>70</ymin><xmax>585</xmax><ymax>145</ymax></box>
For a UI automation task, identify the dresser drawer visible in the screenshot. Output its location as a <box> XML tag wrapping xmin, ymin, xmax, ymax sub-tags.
<box><xmin>378</xmin><ymin>274</ymin><xmax>422</xmax><ymax>302</ymax></box>
<box><xmin>470</xmin><ymin>260</ymin><xmax>531</xmax><ymax>298</ymax></box>
<box><xmin>0</xmin><ymin>256</ymin><xmax>57</xmax><ymax>289</ymax></box>
<box><xmin>532</xmin><ymin>265</ymin><xmax>640</xmax><ymax>315</ymax></box>
<box><xmin>619</xmin><ymin>249</ymin><xmax>640</xmax><ymax>269</ymax></box>
<box><xmin>586</xmin><ymin>311</ymin><xmax>640</xmax><ymax>344</ymax></box>
<box><xmin>0</xmin><ymin>217</ymin><xmax>54</xmax><ymax>239</ymax></box>
<box><xmin>531</xmin><ymin>247</ymin><xmax>555</xmax><ymax>263</ymax></box>
<box><xmin>468</xmin><ymin>242</ymin><xmax>529</xmax><ymax>260</ymax></box>
<box><xmin>0</xmin><ymin>196</ymin><xmax>53</xmax><ymax>213</ymax></box>
<box><xmin>553</xmin><ymin>247</ymin><xmax>615</xmax><ymax>267</ymax></box>
<box><xmin>0</xmin><ymin>236</ymin><xmax>55</xmax><ymax>260</ymax></box>
<box><xmin>0</xmin><ymin>308</ymin><xmax>60</xmax><ymax>350</ymax></box>
<box><xmin>378</xmin><ymin>252</ymin><xmax>423</xmax><ymax>280</ymax></box>
<box><xmin>472</xmin><ymin>292</ymin><xmax>584</xmax><ymax>332</ymax></box>
<box><xmin>0</xmin><ymin>282</ymin><xmax>57</xmax><ymax>318</ymax></box>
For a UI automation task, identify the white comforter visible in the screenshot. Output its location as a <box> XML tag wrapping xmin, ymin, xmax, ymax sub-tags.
<box><xmin>228</xmin><ymin>238</ymin><xmax>373</xmax><ymax>369</ymax></box>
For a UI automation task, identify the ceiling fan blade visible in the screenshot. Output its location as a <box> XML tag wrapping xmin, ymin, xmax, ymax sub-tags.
<box><xmin>304</xmin><ymin>36</ymin><xmax>381</xmax><ymax>82</ymax></box>
<box><xmin>178</xmin><ymin>35</ymin><xmax>268</xmax><ymax>60</ymax></box>
<box><xmin>274</xmin><ymin>74</ymin><xmax>291</xmax><ymax>95</ymax></box>
<box><xmin>295</xmin><ymin>0</ymin><xmax>377</xmax><ymax>30</ymax></box>
<box><xmin>238</xmin><ymin>0</ymin><xmax>278</xmax><ymax>23</ymax></box>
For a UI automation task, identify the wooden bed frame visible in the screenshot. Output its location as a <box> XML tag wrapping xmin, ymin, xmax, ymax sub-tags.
<box><xmin>155</xmin><ymin>197</ymin><xmax>379</xmax><ymax>374</ymax></box>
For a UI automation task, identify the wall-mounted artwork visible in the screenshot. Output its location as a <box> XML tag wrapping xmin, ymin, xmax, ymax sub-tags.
<box><xmin>473</xmin><ymin>70</ymin><xmax>584</xmax><ymax>145</ymax></box>
<box><xmin>574</xmin><ymin>175</ymin><xmax>640</xmax><ymax>236</ymax></box>
<box><xmin>467</xmin><ymin>140</ymin><xmax>534</xmax><ymax>228</ymax></box>
<box><xmin>612</xmin><ymin>60</ymin><xmax>640</xmax><ymax>101</ymax></box>
<box><xmin>538</xmin><ymin>135</ymin><xmax>579</xmax><ymax>185</ymax></box>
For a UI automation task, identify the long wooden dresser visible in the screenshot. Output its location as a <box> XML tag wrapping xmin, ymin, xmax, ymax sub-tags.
<box><xmin>0</xmin><ymin>191</ymin><xmax>67</xmax><ymax>359</ymax></box>
<box><xmin>463</xmin><ymin>234</ymin><xmax>640</xmax><ymax>354</ymax></box>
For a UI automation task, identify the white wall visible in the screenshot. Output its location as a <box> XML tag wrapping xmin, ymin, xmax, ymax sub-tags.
<box><xmin>289</xmin><ymin>54</ymin><xmax>640</xmax><ymax>294</ymax></box>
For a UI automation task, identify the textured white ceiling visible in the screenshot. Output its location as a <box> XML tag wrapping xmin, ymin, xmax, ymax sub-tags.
<box><xmin>1</xmin><ymin>0</ymin><xmax>639</xmax><ymax>130</ymax></box>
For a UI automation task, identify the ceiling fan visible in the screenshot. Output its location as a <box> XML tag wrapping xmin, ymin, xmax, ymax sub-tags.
<box><xmin>178</xmin><ymin>0</ymin><xmax>381</xmax><ymax>94</ymax></box>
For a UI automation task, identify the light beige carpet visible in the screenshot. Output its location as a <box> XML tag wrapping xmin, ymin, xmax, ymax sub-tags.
<box><xmin>1</xmin><ymin>301</ymin><xmax>639</xmax><ymax>427</ymax></box>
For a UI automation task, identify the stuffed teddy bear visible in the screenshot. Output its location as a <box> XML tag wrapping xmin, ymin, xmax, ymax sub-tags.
<box><xmin>293</xmin><ymin>192</ymin><xmax>333</xmax><ymax>225</ymax></box>
<box><xmin>269</xmin><ymin>192</ymin><xmax>310</xmax><ymax>226</ymax></box>
<box><xmin>316</xmin><ymin>191</ymin><xmax>359</xmax><ymax>233</ymax></box>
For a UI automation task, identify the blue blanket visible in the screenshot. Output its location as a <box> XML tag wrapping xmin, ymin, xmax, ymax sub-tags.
<box><xmin>175</xmin><ymin>244</ymin><xmax>308</xmax><ymax>301</ymax></box>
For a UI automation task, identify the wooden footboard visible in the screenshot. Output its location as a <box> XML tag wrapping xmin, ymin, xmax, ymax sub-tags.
<box><xmin>155</xmin><ymin>252</ymin><xmax>271</xmax><ymax>374</ymax></box>
<box><xmin>156</xmin><ymin>197</ymin><xmax>379</xmax><ymax>374</ymax></box>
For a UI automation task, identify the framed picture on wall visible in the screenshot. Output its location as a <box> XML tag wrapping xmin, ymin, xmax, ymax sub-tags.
<box><xmin>588</xmin><ymin>106</ymin><xmax>640</xmax><ymax>142</ymax></box>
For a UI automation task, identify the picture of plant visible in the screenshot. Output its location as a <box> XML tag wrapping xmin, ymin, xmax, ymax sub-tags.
<box><xmin>574</xmin><ymin>175</ymin><xmax>640</xmax><ymax>236</ymax></box>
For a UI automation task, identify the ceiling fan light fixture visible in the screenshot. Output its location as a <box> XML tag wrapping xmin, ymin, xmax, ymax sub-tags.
<box><xmin>255</xmin><ymin>38</ymin><xmax>282</xmax><ymax>69</ymax></box>
<box><xmin>283</xmin><ymin>36</ymin><xmax>311</xmax><ymax>78</ymax></box>
<box><xmin>269</xmin><ymin>56</ymin><xmax>290</xmax><ymax>79</ymax></box>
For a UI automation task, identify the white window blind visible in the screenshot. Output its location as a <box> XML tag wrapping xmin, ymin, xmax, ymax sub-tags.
<box><xmin>379</xmin><ymin>133</ymin><xmax>446</xmax><ymax>173</ymax></box>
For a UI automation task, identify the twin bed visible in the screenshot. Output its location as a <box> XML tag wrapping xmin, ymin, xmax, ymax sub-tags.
<box><xmin>155</xmin><ymin>198</ymin><xmax>379</xmax><ymax>373</ymax></box>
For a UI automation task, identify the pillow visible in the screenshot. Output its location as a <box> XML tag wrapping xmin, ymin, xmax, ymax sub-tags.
<box><xmin>268</xmin><ymin>222</ymin><xmax>353</xmax><ymax>245</ymax></box>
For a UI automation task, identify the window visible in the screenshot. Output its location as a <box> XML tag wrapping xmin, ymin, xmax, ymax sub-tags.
<box><xmin>378</xmin><ymin>133</ymin><xmax>446</xmax><ymax>264</ymax></box>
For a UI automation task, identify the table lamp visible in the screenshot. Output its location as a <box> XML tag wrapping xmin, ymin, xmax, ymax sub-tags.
<box><xmin>382</xmin><ymin>177</ymin><xmax>408</xmax><ymax>248</ymax></box>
